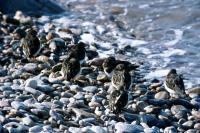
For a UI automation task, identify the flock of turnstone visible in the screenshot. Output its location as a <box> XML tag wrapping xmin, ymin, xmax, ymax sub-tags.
<box><xmin>21</xmin><ymin>29</ymin><xmax>187</xmax><ymax>114</ymax></box>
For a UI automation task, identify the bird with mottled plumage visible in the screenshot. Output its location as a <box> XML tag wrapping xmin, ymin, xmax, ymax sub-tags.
<box><xmin>111</xmin><ymin>64</ymin><xmax>131</xmax><ymax>91</ymax></box>
<box><xmin>21</xmin><ymin>29</ymin><xmax>41</xmax><ymax>59</ymax></box>
<box><xmin>164</xmin><ymin>69</ymin><xmax>186</xmax><ymax>98</ymax></box>
<box><xmin>102</xmin><ymin>56</ymin><xmax>117</xmax><ymax>78</ymax></box>
<box><xmin>102</xmin><ymin>56</ymin><xmax>139</xmax><ymax>78</ymax></box>
<box><xmin>67</xmin><ymin>41</ymin><xmax>86</xmax><ymax>64</ymax></box>
<box><xmin>61</xmin><ymin>58</ymin><xmax>80</xmax><ymax>81</ymax></box>
<box><xmin>109</xmin><ymin>89</ymin><xmax>128</xmax><ymax>114</ymax></box>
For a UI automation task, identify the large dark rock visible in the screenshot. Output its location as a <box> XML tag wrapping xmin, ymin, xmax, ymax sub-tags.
<box><xmin>0</xmin><ymin>0</ymin><xmax>64</xmax><ymax>14</ymax></box>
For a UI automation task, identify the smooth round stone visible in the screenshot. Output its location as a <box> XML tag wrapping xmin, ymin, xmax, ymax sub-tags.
<box><xmin>0</xmin><ymin>124</ymin><xmax>2</xmax><ymax>133</ymax></box>
<box><xmin>184</xmin><ymin>129</ymin><xmax>197</xmax><ymax>133</ymax></box>
<box><xmin>190</xmin><ymin>98</ymin><xmax>200</xmax><ymax>108</ymax></box>
<box><xmin>11</xmin><ymin>101</ymin><xmax>26</xmax><ymax>110</ymax></box>
<box><xmin>59</xmin><ymin>98</ymin><xmax>69</xmax><ymax>104</ymax></box>
<box><xmin>43</xmin><ymin>125</ymin><xmax>53</xmax><ymax>132</ymax></box>
<box><xmin>30</xmin><ymin>109</ymin><xmax>49</xmax><ymax>119</ymax></box>
<box><xmin>37</xmin><ymin>84</ymin><xmax>54</xmax><ymax>93</ymax></box>
<box><xmin>0</xmin><ymin>69</ymin><xmax>7</xmax><ymax>76</ymax></box>
<box><xmin>175</xmin><ymin>110</ymin><xmax>187</xmax><ymax>119</ymax></box>
<box><xmin>37</xmin><ymin>94</ymin><xmax>48</xmax><ymax>102</ymax></box>
<box><xmin>0</xmin><ymin>115</ymin><xmax>7</xmax><ymax>123</ymax></box>
<box><xmin>12</xmin><ymin>69</ymin><xmax>23</xmax><ymax>78</ymax></box>
<box><xmin>90</xmin><ymin>126</ymin><xmax>108</xmax><ymax>133</ymax></box>
<box><xmin>70</xmin><ymin>85</ymin><xmax>81</xmax><ymax>92</ymax></box>
<box><xmin>22</xmin><ymin>116</ymin><xmax>34</xmax><ymax>126</ymax></box>
<box><xmin>182</xmin><ymin>121</ymin><xmax>194</xmax><ymax>129</ymax></box>
<box><xmin>29</xmin><ymin>125</ymin><xmax>43</xmax><ymax>133</ymax></box>
<box><xmin>25</xmin><ymin>87</ymin><xmax>42</xmax><ymax>96</ymax></box>
<box><xmin>3</xmin><ymin>122</ymin><xmax>28</xmax><ymax>133</ymax></box>
<box><xmin>164</xmin><ymin>126</ymin><xmax>177</xmax><ymax>133</ymax></box>
<box><xmin>0</xmin><ymin>100</ymin><xmax>9</xmax><ymax>108</ymax></box>
<box><xmin>0</xmin><ymin>86</ymin><xmax>12</xmax><ymax>91</ymax></box>
<box><xmin>191</xmin><ymin>110</ymin><xmax>200</xmax><ymax>119</ymax></box>
<box><xmin>79</xmin><ymin>117</ymin><xmax>96</xmax><ymax>126</ymax></box>
<box><xmin>74</xmin><ymin>92</ymin><xmax>84</xmax><ymax>100</ymax></box>
<box><xmin>194</xmin><ymin>123</ymin><xmax>200</xmax><ymax>130</ymax></box>
<box><xmin>25</xmin><ymin>78</ymin><xmax>37</xmax><ymax>89</ymax></box>
<box><xmin>136</xmin><ymin>101</ymin><xmax>148</xmax><ymax>112</ymax></box>
<box><xmin>83</xmin><ymin>86</ymin><xmax>98</xmax><ymax>93</ymax></box>
<box><xmin>115</xmin><ymin>122</ymin><xmax>144</xmax><ymax>133</ymax></box>
<box><xmin>49</xmin><ymin>110</ymin><xmax>63</xmax><ymax>122</ymax></box>
<box><xmin>140</xmin><ymin>114</ymin><xmax>165</xmax><ymax>128</ymax></box>
<box><xmin>68</xmin><ymin>127</ymin><xmax>82</xmax><ymax>133</ymax></box>
<box><xmin>23</xmin><ymin>63</ymin><xmax>38</xmax><ymax>72</ymax></box>
<box><xmin>188</xmin><ymin>87</ymin><xmax>200</xmax><ymax>98</ymax></box>
<box><xmin>171</xmin><ymin>105</ymin><xmax>187</xmax><ymax>115</ymax></box>
<box><xmin>154</xmin><ymin>91</ymin><xmax>169</xmax><ymax>99</ymax></box>
<box><xmin>144</xmin><ymin>127</ymin><xmax>160</xmax><ymax>133</ymax></box>
<box><xmin>97</xmin><ymin>73</ymin><xmax>109</xmax><ymax>82</ymax></box>
<box><xmin>61</xmin><ymin>92</ymin><xmax>73</xmax><ymax>98</ymax></box>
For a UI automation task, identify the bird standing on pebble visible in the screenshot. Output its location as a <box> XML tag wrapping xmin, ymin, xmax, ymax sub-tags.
<box><xmin>109</xmin><ymin>89</ymin><xmax>128</xmax><ymax>114</ymax></box>
<box><xmin>102</xmin><ymin>56</ymin><xmax>139</xmax><ymax>78</ymax></box>
<box><xmin>21</xmin><ymin>29</ymin><xmax>41</xmax><ymax>60</ymax></box>
<box><xmin>164</xmin><ymin>69</ymin><xmax>186</xmax><ymax>98</ymax></box>
<box><xmin>111</xmin><ymin>64</ymin><xmax>132</xmax><ymax>91</ymax></box>
<box><xmin>67</xmin><ymin>41</ymin><xmax>87</xmax><ymax>64</ymax></box>
<box><xmin>102</xmin><ymin>56</ymin><xmax>117</xmax><ymax>78</ymax></box>
<box><xmin>61</xmin><ymin>57</ymin><xmax>80</xmax><ymax>81</ymax></box>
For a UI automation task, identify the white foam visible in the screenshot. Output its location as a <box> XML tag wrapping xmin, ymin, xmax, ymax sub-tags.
<box><xmin>148</xmin><ymin>48</ymin><xmax>186</xmax><ymax>58</ymax></box>
<box><xmin>117</xmin><ymin>37</ymin><xmax>148</xmax><ymax>48</ymax></box>
<box><xmin>80</xmin><ymin>33</ymin><xmax>95</xmax><ymax>44</ymax></box>
<box><xmin>145</xmin><ymin>69</ymin><xmax>170</xmax><ymax>79</ymax></box>
<box><xmin>139</xmin><ymin>4</ymin><xmax>149</xmax><ymax>9</ymax></box>
<box><xmin>164</xmin><ymin>29</ymin><xmax>183</xmax><ymax>46</ymax></box>
<box><xmin>137</xmin><ymin>47</ymin><xmax>152</xmax><ymax>54</ymax></box>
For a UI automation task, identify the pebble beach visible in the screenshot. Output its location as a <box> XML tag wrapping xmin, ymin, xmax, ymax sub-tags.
<box><xmin>0</xmin><ymin>0</ymin><xmax>200</xmax><ymax>133</ymax></box>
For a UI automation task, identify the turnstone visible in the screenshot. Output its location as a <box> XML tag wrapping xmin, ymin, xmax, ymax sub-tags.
<box><xmin>102</xmin><ymin>56</ymin><xmax>139</xmax><ymax>78</ymax></box>
<box><xmin>109</xmin><ymin>89</ymin><xmax>128</xmax><ymax>114</ymax></box>
<box><xmin>164</xmin><ymin>69</ymin><xmax>186</xmax><ymax>98</ymax></box>
<box><xmin>111</xmin><ymin>64</ymin><xmax>131</xmax><ymax>91</ymax></box>
<box><xmin>21</xmin><ymin>29</ymin><xmax>41</xmax><ymax>59</ymax></box>
<box><xmin>67</xmin><ymin>41</ymin><xmax>87</xmax><ymax>64</ymax></box>
<box><xmin>61</xmin><ymin>58</ymin><xmax>80</xmax><ymax>81</ymax></box>
<box><xmin>102</xmin><ymin>56</ymin><xmax>117</xmax><ymax>78</ymax></box>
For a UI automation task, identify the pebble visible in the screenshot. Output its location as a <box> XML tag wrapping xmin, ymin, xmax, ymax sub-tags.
<box><xmin>83</xmin><ymin>86</ymin><xmax>98</xmax><ymax>93</ymax></box>
<box><xmin>115</xmin><ymin>122</ymin><xmax>144</xmax><ymax>133</ymax></box>
<box><xmin>25</xmin><ymin>78</ymin><xmax>38</xmax><ymax>89</ymax></box>
<box><xmin>164</xmin><ymin>126</ymin><xmax>177</xmax><ymax>133</ymax></box>
<box><xmin>23</xmin><ymin>63</ymin><xmax>38</xmax><ymax>72</ymax></box>
<box><xmin>11</xmin><ymin>101</ymin><xmax>26</xmax><ymax>110</ymax></box>
<box><xmin>29</xmin><ymin>125</ymin><xmax>43</xmax><ymax>133</ymax></box>
<box><xmin>154</xmin><ymin>91</ymin><xmax>169</xmax><ymax>99</ymax></box>
<box><xmin>3</xmin><ymin>122</ymin><xmax>28</xmax><ymax>133</ymax></box>
<box><xmin>22</xmin><ymin>116</ymin><xmax>34</xmax><ymax>126</ymax></box>
<box><xmin>25</xmin><ymin>87</ymin><xmax>42</xmax><ymax>96</ymax></box>
<box><xmin>90</xmin><ymin>126</ymin><xmax>108</xmax><ymax>133</ymax></box>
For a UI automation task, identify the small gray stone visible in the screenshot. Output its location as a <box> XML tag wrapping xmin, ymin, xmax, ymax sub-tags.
<box><xmin>171</xmin><ymin>105</ymin><xmax>187</xmax><ymax>115</ymax></box>
<box><xmin>25</xmin><ymin>78</ymin><xmax>38</xmax><ymax>89</ymax></box>
<box><xmin>194</xmin><ymin>123</ymin><xmax>200</xmax><ymax>130</ymax></box>
<box><xmin>115</xmin><ymin>122</ymin><xmax>144</xmax><ymax>133</ymax></box>
<box><xmin>70</xmin><ymin>85</ymin><xmax>81</xmax><ymax>92</ymax></box>
<box><xmin>31</xmin><ymin>109</ymin><xmax>49</xmax><ymax>119</ymax></box>
<box><xmin>22</xmin><ymin>116</ymin><xmax>34</xmax><ymax>126</ymax></box>
<box><xmin>90</xmin><ymin>126</ymin><xmax>108</xmax><ymax>133</ymax></box>
<box><xmin>0</xmin><ymin>86</ymin><xmax>12</xmax><ymax>91</ymax></box>
<box><xmin>182</xmin><ymin>121</ymin><xmax>194</xmax><ymax>129</ymax></box>
<box><xmin>37</xmin><ymin>84</ymin><xmax>54</xmax><ymax>92</ymax></box>
<box><xmin>164</xmin><ymin>126</ymin><xmax>177</xmax><ymax>133</ymax></box>
<box><xmin>3</xmin><ymin>122</ymin><xmax>28</xmax><ymax>133</ymax></box>
<box><xmin>83</xmin><ymin>86</ymin><xmax>98</xmax><ymax>93</ymax></box>
<box><xmin>23</xmin><ymin>63</ymin><xmax>38</xmax><ymax>72</ymax></box>
<box><xmin>155</xmin><ymin>91</ymin><xmax>169</xmax><ymax>99</ymax></box>
<box><xmin>68</xmin><ymin>127</ymin><xmax>82</xmax><ymax>133</ymax></box>
<box><xmin>11</xmin><ymin>101</ymin><xmax>26</xmax><ymax>110</ymax></box>
<box><xmin>74</xmin><ymin>92</ymin><xmax>84</xmax><ymax>100</ymax></box>
<box><xmin>29</xmin><ymin>125</ymin><xmax>43</xmax><ymax>133</ymax></box>
<box><xmin>25</xmin><ymin>87</ymin><xmax>42</xmax><ymax>96</ymax></box>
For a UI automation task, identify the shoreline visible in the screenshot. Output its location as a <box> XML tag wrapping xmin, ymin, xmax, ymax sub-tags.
<box><xmin>0</xmin><ymin>4</ymin><xmax>200</xmax><ymax>133</ymax></box>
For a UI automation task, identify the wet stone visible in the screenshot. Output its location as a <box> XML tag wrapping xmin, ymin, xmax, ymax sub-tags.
<box><xmin>11</xmin><ymin>101</ymin><xmax>26</xmax><ymax>110</ymax></box>
<box><xmin>83</xmin><ymin>86</ymin><xmax>98</xmax><ymax>93</ymax></box>
<box><xmin>164</xmin><ymin>126</ymin><xmax>177</xmax><ymax>133</ymax></box>
<box><xmin>115</xmin><ymin>122</ymin><xmax>144</xmax><ymax>133</ymax></box>
<box><xmin>25</xmin><ymin>78</ymin><xmax>38</xmax><ymax>89</ymax></box>
<box><xmin>29</xmin><ymin>125</ymin><xmax>43</xmax><ymax>133</ymax></box>
<box><xmin>154</xmin><ymin>91</ymin><xmax>169</xmax><ymax>99</ymax></box>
